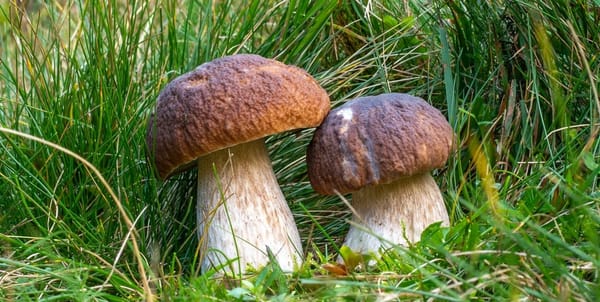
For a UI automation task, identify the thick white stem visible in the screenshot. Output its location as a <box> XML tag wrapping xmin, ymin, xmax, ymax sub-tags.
<box><xmin>342</xmin><ymin>173</ymin><xmax>450</xmax><ymax>256</ymax></box>
<box><xmin>196</xmin><ymin>139</ymin><xmax>302</xmax><ymax>275</ymax></box>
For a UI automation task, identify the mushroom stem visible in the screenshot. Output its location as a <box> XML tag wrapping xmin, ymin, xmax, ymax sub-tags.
<box><xmin>196</xmin><ymin>139</ymin><xmax>302</xmax><ymax>275</ymax></box>
<box><xmin>342</xmin><ymin>172</ymin><xmax>449</xmax><ymax>255</ymax></box>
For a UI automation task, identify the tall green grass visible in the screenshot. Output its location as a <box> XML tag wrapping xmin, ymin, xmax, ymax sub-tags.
<box><xmin>1</xmin><ymin>0</ymin><xmax>598</xmax><ymax>300</ymax></box>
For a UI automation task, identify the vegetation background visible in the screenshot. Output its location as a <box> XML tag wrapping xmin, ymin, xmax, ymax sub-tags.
<box><xmin>1</xmin><ymin>0</ymin><xmax>598</xmax><ymax>300</ymax></box>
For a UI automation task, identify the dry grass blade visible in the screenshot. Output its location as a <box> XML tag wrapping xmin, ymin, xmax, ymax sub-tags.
<box><xmin>0</xmin><ymin>126</ymin><xmax>153</xmax><ymax>301</ymax></box>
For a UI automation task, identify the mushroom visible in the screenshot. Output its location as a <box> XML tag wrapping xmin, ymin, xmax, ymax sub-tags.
<box><xmin>306</xmin><ymin>93</ymin><xmax>453</xmax><ymax>257</ymax></box>
<box><xmin>146</xmin><ymin>54</ymin><xmax>330</xmax><ymax>274</ymax></box>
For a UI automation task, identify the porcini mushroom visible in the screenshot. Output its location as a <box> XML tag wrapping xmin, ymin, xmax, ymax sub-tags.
<box><xmin>146</xmin><ymin>54</ymin><xmax>330</xmax><ymax>274</ymax></box>
<box><xmin>306</xmin><ymin>93</ymin><xmax>453</xmax><ymax>256</ymax></box>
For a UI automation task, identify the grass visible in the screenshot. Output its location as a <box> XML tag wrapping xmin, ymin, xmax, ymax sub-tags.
<box><xmin>1</xmin><ymin>0</ymin><xmax>599</xmax><ymax>300</ymax></box>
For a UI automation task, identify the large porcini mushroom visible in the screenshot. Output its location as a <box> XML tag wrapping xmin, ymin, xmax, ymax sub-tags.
<box><xmin>306</xmin><ymin>93</ymin><xmax>453</xmax><ymax>256</ymax></box>
<box><xmin>146</xmin><ymin>54</ymin><xmax>330</xmax><ymax>274</ymax></box>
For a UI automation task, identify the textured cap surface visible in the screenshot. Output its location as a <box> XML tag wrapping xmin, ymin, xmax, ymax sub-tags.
<box><xmin>147</xmin><ymin>54</ymin><xmax>330</xmax><ymax>179</ymax></box>
<box><xmin>307</xmin><ymin>93</ymin><xmax>453</xmax><ymax>195</ymax></box>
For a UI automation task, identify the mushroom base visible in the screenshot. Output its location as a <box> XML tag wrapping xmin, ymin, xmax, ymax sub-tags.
<box><xmin>341</xmin><ymin>172</ymin><xmax>450</xmax><ymax>257</ymax></box>
<box><xmin>196</xmin><ymin>139</ymin><xmax>302</xmax><ymax>275</ymax></box>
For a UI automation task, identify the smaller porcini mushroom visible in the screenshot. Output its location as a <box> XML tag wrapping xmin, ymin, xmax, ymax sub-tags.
<box><xmin>146</xmin><ymin>54</ymin><xmax>330</xmax><ymax>275</ymax></box>
<box><xmin>306</xmin><ymin>93</ymin><xmax>453</xmax><ymax>257</ymax></box>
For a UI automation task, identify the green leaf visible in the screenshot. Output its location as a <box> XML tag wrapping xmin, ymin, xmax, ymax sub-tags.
<box><xmin>582</xmin><ymin>152</ymin><xmax>599</xmax><ymax>171</ymax></box>
<box><xmin>339</xmin><ymin>245</ymin><xmax>364</xmax><ymax>271</ymax></box>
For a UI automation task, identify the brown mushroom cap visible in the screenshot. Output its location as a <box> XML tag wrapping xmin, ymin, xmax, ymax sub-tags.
<box><xmin>147</xmin><ymin>54</ymin><xmax>330</xmax><ymax>179</ymax></box>
<box><xmin>307</xmin><ymin>93</ymin><xmax>453</xmax><ymax>195</ymax></box>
